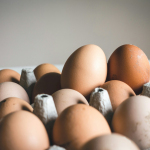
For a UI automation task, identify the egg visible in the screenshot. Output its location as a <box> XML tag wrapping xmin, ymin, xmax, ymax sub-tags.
<box><xmin>107</xmin><ymin>44</ymin><xmax>150</xmax><ymax>94</ymax></box>
<box><xmin>52</xmin><ymin>104</ymin><xmax>111</xmax><ymax>150</ymax></box>
<box><xmin>32</xmin><ymin>72</ymin><xmax>61</xmax><ymax>103</ymax></box>
<box><xmin>112</xmin><ymin>95</ymin><xmax>150</xmax><ymax>149</ymax></box>
<box><xmin>61</xmin><ymin>44</ymin><xmax>107</xmax><ymax>100</ymax></box>
<box><xmin>0</xmin><ymin>82</ymin><xmax>30</xmax><ymax>103</ymax></box>
<box><xmin>0</xmin><ymin>110</ymin><xmax>50</xmax><ymax>150</ymax></box>
<box><xmin>34</xmin><ymin>63</ymin><xmax>61</xmax><ymax>81</ymax></box>
<box><xmin>0</xmin><ymin>97</ymin><xmax>33</xmax><ymax>119</ymax></box>
<box><xmin>52</xmin><ymin>89</ymin><xmax>89</xmax><ymax>115</ymax></box>
<box><xmin>101</xmin><ymin>80</ymin><xmax>136</xmax><ymax>110</ymax></box>
<box><xmin>81</xmin><ymin>133</ymin><xmax>140</xmax><ymax>150</ymax></box>
<box><xmin>0</xmin><ymin>69</ymin><xmax>20</xmax><ymax>84</ymax></box>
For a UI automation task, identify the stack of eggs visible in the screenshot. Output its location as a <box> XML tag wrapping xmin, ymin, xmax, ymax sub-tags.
<box><xmin>0</xmin><ymin>44</ymin><xmax>150</xmax><ymax>150</ymax></box>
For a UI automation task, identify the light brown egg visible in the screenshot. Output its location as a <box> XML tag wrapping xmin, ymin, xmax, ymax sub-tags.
<box><xmin>52</xmin><ymin>89</ymin><xmax>89</xmax><ymax>115</ymax></box>
<box><xmin>0</xmin><ymin>97</ymin><xmax>33</xmax><ymax>119</ymax></box>
<box><xmin>34</xmin><ymin>63</ymin><xmax>61</xmax><ymax>81</ymax></box>
<box><xmin>112</xmin><ymin>95</ymin><xmax>150</xmax><ymax>149</ymax></box>
<box><xmin>52</xmin><ymin>104</ymin><xmax>111</xmax><ymax>150</ymax></box>
<box><xmin>61</xmin><ymin>44</ymin><xmax>107</xmax><ymax>101</ymax></box>
<box><xmin>0</xmin><ymin>110</ymin><xmax>50</xmax><ymax>150</ymax></box>
<box><xmin>0</xmin><ymin>82</ymin><xmax>30</xmax><ymax>103</ymax></box>
<box><xmin>0</xmin><ymin>69</ymin><xmax>20</xmax><ymax>84</ymax></box>
<box><xmin>81</xmin><ymin>133</ymin><xmax>140</xmax><ymax>150</ymax></box>
<box><xmin>32</xmin><ymin>72</ymin><xmax>61</xmax><ymax>103</ymax></box>
<box><xmin>101</xmin><ymin>80</ymin><xmax>136</xmax><ymax>111</ymax></box>
<box><xmin>107</xmin><ymin>44</ymin><xmax>150</xmax><ymax>94</ymax></box>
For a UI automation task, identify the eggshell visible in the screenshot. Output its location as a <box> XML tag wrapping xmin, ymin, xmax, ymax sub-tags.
<box><xmin>101</xmin><ymin>80</ymin><xmax>136</xmax><ymax>110</ymax></box>
<box><xmin>0</xmin><ymin>97</ymin><xmax>33</xmax><ymax>119</ymax></box>
<box><xmin>107</xmin><ymin>44</ymin><xmax>150</xmax><ymax>94</ymax></box>
<box><xmin>81</xmin><ymin>133</ymin><xmax>140</xmax><ymax>150</ymax></box>
<box><xmin>112</xmin><ymin>95</ymin><xmax>150</xmax><ymax>149</ymax></box>
<box><xmin>52</xmin><ymin>104</ymin><xmax>111</xmax><ymax>150</ymax></box>
<box><xmin>61</xmin><ymin>44</ymin><xmax>107</xmax><ymax>100</ymax></box>
<box><xmin>0</xmin><ymin>110</ymin><xmax>50</xmax><ymax>150</ymax></box>
<box><xmin>0</xmin><ymin>82</ymin><xmax>30</xmax><ymax>103</ymax></box>
<box><xmin>52</xmin><ymin>89</ymin><xmax>89</xmax><ymax>115</ymax></box>
<box><xmin>34</xmin><ymin>63</ymin><xmax>61</xmax><ymax>81</ymax></box>
<box><xmin>32</xmin><ymin>73</ymin><xmax>61</xmax><ymax>103</ymax></box>
<box><xmin>0</xmin><ymin>69</ymin><xmax>20</xmax><ymax>84</ymax></box>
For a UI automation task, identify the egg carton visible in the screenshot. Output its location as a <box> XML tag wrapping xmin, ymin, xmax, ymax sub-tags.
<box><xmin>17</xmin><ymin>60</ymin><xmax>150</xmax><ymax>150</ymax></box>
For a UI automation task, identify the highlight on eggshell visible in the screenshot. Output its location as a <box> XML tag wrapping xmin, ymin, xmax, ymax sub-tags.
<box><xmin>0</xmin><ymin>69</ymin><xmax>20</xmax><ymax>84</ymax></box>
<box><xmin>107</xmin><ymin>44</ymin><xmax>150</xmax><ymax>95</ymax></box>
<box><xmin>61</xmin><ymin>44</ymin><xmax>107</xmax><ymax>101</ymax></box>
<box><xmin>34</xmin><ymin>63</ymin><xmax>61</xmax><ymax>81</ymax></box>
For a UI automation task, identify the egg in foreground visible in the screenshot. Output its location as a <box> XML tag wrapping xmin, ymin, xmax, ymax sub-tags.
<box><xmin>0</xmin><ymin>110</ymin><xmax>50</xmax><ymax>150</ymax></box>
<box><xmin>52</xmin><ymin>104</ymin><xmax>111</xmax><ymax>150</ymax></box>
<box><xmin>112</xmin><ymin>95</ymin><xmax>150</xmax><ymax>149</ymax></box>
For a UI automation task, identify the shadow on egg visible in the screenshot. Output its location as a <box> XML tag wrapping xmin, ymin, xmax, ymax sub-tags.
<box><xmin>32</xmin><ymin>72</ymin><xmax>61</xmax><ymax>103</ymax></box>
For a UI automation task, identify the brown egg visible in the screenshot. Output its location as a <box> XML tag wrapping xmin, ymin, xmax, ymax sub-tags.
<box><xmin>52</xmin><ymin>104</ymin><xmax>111</xmax><ymax>150</ymax></box>
<box><xmin>34</xmin><ymin>63</ymin><xmax>61</xmax><ymax>81</ymax></box>
<box><xmin>107</xmin><ymin>44</ymin><xmax>150</xmax><ymax>94</ymax></box>
<box><xmin>61</xmin><ymin>44</ymin><xmax>107</xmax><ymax>101</ymax></box>
<box><xmin>0</xmin><ymin>110</ymin><xmax>50</xmax><ymax>150</ymax></box>
<box><xmin>112</xmin><ymin>95</ymin><xmax>150</xmax><ymax>149</ymax></box>
<box><xmin>52</xmin><ymin>89</ymin><xmax>89</xmax><ymax>115</ymax></box>
<box><xmin>101</xmin><ymin>80</ymin><xmax>136</xmax><ymax>111</ymax></box>
<box><xmin>81</xmin><ymin>133</ymin><xmax>140</xmax><ymax>150</ymax></box>
<box><xmin>0</xmin><ymin>69</ymin><xmax>20</xmax><ymax>84</ymax></box>
<box><xmin>0</xmin><ymin>82</ymin><xmax>30</xmax><ymax>103</ymax></box>
<box><xmin>32</xmin><ymin>72</ymin><xmax>61</xmax><ymax>103</ymax></box>
<box><xmin>0</xmin><ymin>97</ymin><xmax>33</xmax><ymax>119</ymax></box>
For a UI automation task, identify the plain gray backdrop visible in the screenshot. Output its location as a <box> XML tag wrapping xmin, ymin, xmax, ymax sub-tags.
<box><xmin>0</xmin><ymin>0</ymin><xmax>150</xmax><ymax>67</ymax></box>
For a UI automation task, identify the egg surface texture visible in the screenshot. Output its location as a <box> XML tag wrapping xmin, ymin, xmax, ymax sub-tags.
<box><xmin>112</xmin><ymin>95</ymin><xmax>150</xmax><ymax>149</ymax></box>
<box><xmin>52</xmin><ymin>89</ymin><xmax>89</xmax><ymax>115</ymax></box>
<box><xmin>0</xmin><ymin>82</ymin><xmax>30</xmax><ymax>103</ymax></box>
<box><xmin>0</xmin><ymin>69</ymin><xmax>20</xmax><ymax>84</ymax></box>
<box><xmin>0</xmin><ymin>110</ymin><xmax>50</xmax><ymax>150</ymax></box>
<box><xmin>107</xmin><ymin>44</ymin><xmax>150</xmax><ymax>94</ymax></box>
<box><xmin>34</xmin><ymin>63</ymin><xmax>61</xmax><ymax>81</ymax></box>
<box><xmin>61</xmin><ymin>44</ymin><xmax>107</xmax><ymax>100</ymax></box>
<box><xmin>52</xmin><ymin>104</ymin><xmax>111</xmax><ymax>150</ymax></box>
<box><xmin>81</xmin><ymin>133</ymin><xmax>140</xmax><ymax>150</ymax></box>
<box><xmin>0</xmin><ymin>97</ymin><xmax>33</xmax><ymax>119</ymax></box>
<box><xmin>101</xmin><ymin>80</ymin><xmax>135</xmax><ymax>110</ymax></box>
<box><xmin>32</xmin><ymin>72</ymin><xmax>61</xmax><ymax>103</ymax></box>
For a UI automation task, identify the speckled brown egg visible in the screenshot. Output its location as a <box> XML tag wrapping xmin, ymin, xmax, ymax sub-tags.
<box><xmin>52</xmin><ymin>104</ymin><xmax>111</xmax><ymax>150</ymax></box>
<box><xmin>32</xmin><ymin>72</ymin><xmax>61</xmax><ymax>103</ymax></box>
<box><xmin>107</xmin><ymin>44</ymin><xmax>150</xmax><ymax>94</ymax></box>
<box><xmin>112</xmin><ymin>95</ymin><xmax>150</xmax><ymax>149</ymax></box>
<box><xmin>34</xmin><ymin>63</ymin><xmax>61</xmax><ymax>81</ymax></box>
<box><xmin>61</xmin><ymin>44</ymin><xmax>107</xmax><ymax>101</ymax></box>
<box><xmin>0</xmin><ymin>97</ymin><xmax>33</xmax><ymax>119</ymax></box>
<box><xmin>0</xmin><ymin>110</ymin><xmax>50</xmax><ymax>150</ymax></box>
<box><xmin>0</xmin><ymin>69</ymin><xmax>20</xmax><ymax>84</ymax></box>
<box><xmin>52</xmin><ymin>89</ymin><xmax>89</xmax><ymax>115</ymax></box>
<box><xmin>81</xmin><ymin>133</ymin><xmax>140</xmax><ymax>150</ymax></box>
<box><xmin>101</xmin><ymin>80</ymin><xmax>136</xmax><ymax>111</ymax></box>
<box><xmin>0</xmin><ymin>82</ymin><xmax>30</xmax><ymax>103</ymax></box>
